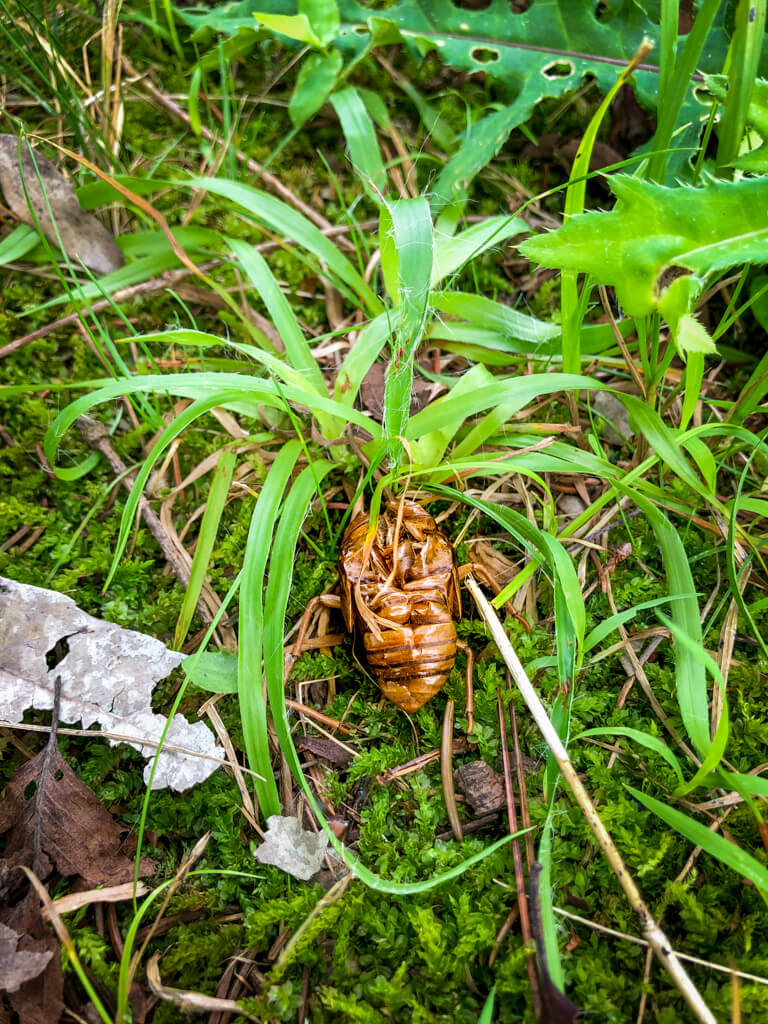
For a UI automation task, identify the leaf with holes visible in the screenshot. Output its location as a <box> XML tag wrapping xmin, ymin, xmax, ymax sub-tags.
<box><xmin>176</xmin><ymin>0</ymin><xmax>740</xmax><ymax>192</ymax></box>
<box><xmin>520</xmin><ymin>175</ymin><xmax>768</xmax><ymax>333</ymax></box>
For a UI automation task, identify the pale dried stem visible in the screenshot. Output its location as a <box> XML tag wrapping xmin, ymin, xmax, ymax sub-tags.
<box><xmin>465</xmin><ymin>576</ymin><xmax>717</xmax><ymax>1024</ymax></box>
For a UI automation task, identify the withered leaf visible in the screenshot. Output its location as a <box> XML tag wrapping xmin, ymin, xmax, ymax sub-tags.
<box><xmin>0</xmin><ymin>745</ymin><xmax>155</xmax><ymax>886</ymax></box>
<box><xmin>1</xmin><ymin>891</ymin><xmax>62</xmax><ymax>1024</ymax></box>
<box><xmin>0</xmin><ymin>135</ymin><xmax>123</xmax><ymax>274</ymax></box>
<box><xmin>0</xmin><ymin>922</ymin><xmax>52</xmax><ymax>993</ymax></box>
<box><xmin>295</xmin><ymin>735</ymin><xmax>355</xmax><ymax>765</ymax></box>
<box><xmin>454</xmin><ymin>760</ymin><xmax>506</xmax><ymax>816</ymax></box>
<box><xmin>254</xmin><ymin>816</ymin><xmax>329</xmax><ymax>881</ymax></box>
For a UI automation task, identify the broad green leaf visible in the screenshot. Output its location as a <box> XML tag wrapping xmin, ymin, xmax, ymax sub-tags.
<box><xmin>628</xmin><ymin>786</ymin><xmax>768</xmax><ymax>893</ymax></box>
<box><xmin>183</xmin><ymin>650</ymin><xmax>238</xmax><ymax>693</ymax></box>
<box><xmin>520</xmin><ymin>175</ymin><xmax>768</xmax><ymax>319</ymax></box>
<box><xmin>300</xmin><ymin>0</ymin><xmax>340</xmax><ymax>45</ymax></box>
<box><xmin>252</xmin><ymin>11</ymin><xmax>324</xmax><ymax>46</ymax></box>
<box><xmin>289</xmin><ymin>49</ymin><xmax>343</xmax><ymax>127</ymax></box>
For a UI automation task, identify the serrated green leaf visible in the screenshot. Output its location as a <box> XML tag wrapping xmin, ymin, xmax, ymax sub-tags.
<box><xmin>521</xmin><ymin>175</ymin><xmax>768</xmax><ymax>319</ymax></box>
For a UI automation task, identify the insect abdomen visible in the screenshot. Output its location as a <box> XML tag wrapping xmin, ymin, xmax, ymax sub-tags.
<box><xmin>364</xmin><ymin>619</ymin><xmax>457</xmax><ymax>712</ymax></box>
<box><xmin>339</xmin><ymin>500</ymin><xmax>461</xmax><ymax>713</ymax></box>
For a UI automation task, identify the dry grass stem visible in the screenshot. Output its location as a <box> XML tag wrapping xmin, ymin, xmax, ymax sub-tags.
<box><xmin>465</xmin><ymin>576</ymin><xmax>717</xmax><ymax>1024</ymax></box>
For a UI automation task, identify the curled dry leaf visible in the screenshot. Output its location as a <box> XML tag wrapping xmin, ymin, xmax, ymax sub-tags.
<box><xmin>294</xmin><ymin>734</ymin><xmax>355</xmax><ymax>765</ymax></box>
<box><xmin>1</xmin><ymin>891</ymin><xmax>62</xmax><ymax>1024</ymax></box>
<box><xmin>0</xmin><ymin>577</ymin><xmax>223</xmax><ymax>791</ymax></box>
<box><xmin>453</xmin><ymin>760</ymin><xmax>506</xmax><ymax>816</ymax></box>
<box><xmin>254</xmin><ymin>816</ymin><xmax>329</xmax><ymax>881</ymax></box>
<box><xmin>0</xmin><ymin>921</ymin><xmax>52</xmax><ymax>994</ymax></box>
<box><xmin>0</xmin><ymin>135</ymin><xmax>124</xmax><ymax>274</ymax></box>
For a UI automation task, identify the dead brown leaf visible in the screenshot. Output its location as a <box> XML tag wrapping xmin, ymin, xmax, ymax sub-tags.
<box><xmin>454</xmin><ymin>760</ymin><xmax>506</xmax><ymax>816</ymax></box>
<box><xmin>295</xmin><ymin>735</ymin><xmax>355</xmax><ymax>765</ymax></box>
<box><xmin>0</xmin><ymin>921</ymin><xmax>52</xmax><ymax>993</ymax></box>
<box><xmin>0</xmin><ymin>135</ymin><xmax>124</xmax><ymax>274</ymax></box>
<box><xmin>1</xmin><ymin>892</ymin><xmax>62</xmax><ymax>1024</ymax></box>
<box><xmin>0</xmin><ymin>744</ymin><xmax>155</xmax><ymax>886</ymax></box>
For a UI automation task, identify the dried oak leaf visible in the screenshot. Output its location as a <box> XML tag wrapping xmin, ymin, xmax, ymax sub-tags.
<box><xmin>0</xmin><ymin>921</ymin><xmax>52</xmax><ymax>993</ymax></box>
<box><xmin>0</xmin><ymin>745</ymin><xmax>155</xmax><ymax>886</ymax></box>
<box><xmin>0</xmin><ymin>135</ymin><xmax>123</xmax><ymax>274</ymax></box>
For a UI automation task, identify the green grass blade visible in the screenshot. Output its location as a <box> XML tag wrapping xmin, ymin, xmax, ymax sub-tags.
<box><xmin>575</xmin><ymin>727</ymin><xmax>685</xmax><ymax>783</ymax></box>
<box><xmin>622</xmin><ymin>492</ymin><xmax>710</xmax><ymax>756</ymax></box>
<box><xmin>331</xmin><ymin>86</ymin><xmax>386</xmax><ymax>193</ymax></box>
<box><xmin>628</xmin><ymin>786</ymin><xmax>768</xmax><ymax>893</ymax></box>
<box><xmin>225</xmin><ymin>239</ymin><xmax>343</xmax><ymax>441</ymax></box>
<box><xmin>239</xmin><ymin>440</ymin><xmax>305</xmax><ymax>818</ymax></box>
<box><xmin>185</xmin><ymin>176</ymin><xmax>382</xmax><ymax>315</ymax></box>
<box><xmin>173</xmin><ymin>446</ymin><xmax>237</xmax><ymax>649</ymax></box>
<box><xmin>716</xmin><ymin>0</ymin><xmax>767</xmax><ymax>171</ymax></box>
<box><xmin>382</xmin><ymin>197</ymin><xmax>433</xmax><ymax>447</ymax></box>
<box><xmin>583</xmin><ymin>593</ymin><xmax>698</xmax><ymax>652</ymax></box>
<box><xmin>431</xmin><ymin>215</ymin><xmax>527</xmax><ymax>286</ymax></box>
<box><xmin>647</xmin><ymin>0</ymin><xmax>721</xmax><ymax>182</ymax></box>
<box><xmin>405</xmin><ymin>373</ymin><xmax>601</xmax><ymax>439</ymax></box>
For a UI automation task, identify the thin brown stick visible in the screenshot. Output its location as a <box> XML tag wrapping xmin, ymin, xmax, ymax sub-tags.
<box><xmin>441</xmin><ymin>699</ymin><xmax>463</xmax><ymax>842</ymax></box>
<box><xmin>497</xmin><ymin>689</ymin><xmax>540</xmax><ymax>1017</ymax></box>
<box><xmin>465</xmin><ymin>576</ymin><xmax>717</xmax><ymax>1024</ymax></box>
<box><xmin>122</xmin><ymin>55</ymin><xmax>346</xmax><ymax>240</ymax></box>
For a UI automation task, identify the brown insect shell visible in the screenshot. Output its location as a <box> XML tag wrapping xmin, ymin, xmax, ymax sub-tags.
<box><xmin>338</xmin><ymin>500</ymin><xmax>462</xmax><ymax>714</ymax></box>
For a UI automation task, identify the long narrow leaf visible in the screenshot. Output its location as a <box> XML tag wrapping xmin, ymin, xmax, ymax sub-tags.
<box><xmin>239</xmin><ymin>440</ymin><xmax>305</xmax><ymax>817</ymax></box>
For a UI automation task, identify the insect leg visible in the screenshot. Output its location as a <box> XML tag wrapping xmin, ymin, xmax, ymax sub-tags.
<box><xmin>458</xmin><ymin>563</ymin><xmax>531</xmax><ymax>633</ymax></box>
<box><xmin>289</xmin><ymin>593</ymin><xmax>342</xmax><ymax>664</ymax></box>
<box><xmin>456</xmin><ymin>639</ymin><xmax>474</xmax><ymax>734</ymax></box>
